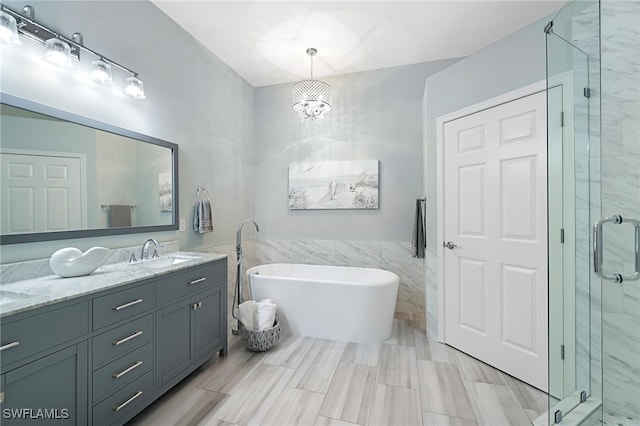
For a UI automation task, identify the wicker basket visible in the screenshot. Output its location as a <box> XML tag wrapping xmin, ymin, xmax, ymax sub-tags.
<box><xmin>240</xmin><ymin>315</ymin><xmax>281</xmax><ymax>352</ymax></box>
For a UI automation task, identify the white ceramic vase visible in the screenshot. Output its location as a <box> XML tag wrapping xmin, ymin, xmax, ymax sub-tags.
<box><xmin>49</xmin><ymin>247</ymin><xmax>112</xmax><ymax>278</ymax></box>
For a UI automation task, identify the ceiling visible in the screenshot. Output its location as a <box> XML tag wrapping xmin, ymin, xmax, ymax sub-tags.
<box><xmin>152</xmin><ymin>1</ymin><xmax>566</xmax><ymax>87</ymax></box>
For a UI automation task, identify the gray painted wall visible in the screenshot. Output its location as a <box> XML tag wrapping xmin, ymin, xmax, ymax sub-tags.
<box><xmin>424</xmin><ymin>15</ymin><xmax>550</xmax><ymax>249</ymax></box>
<box><xmin>254</xmin><ymin>60</ymin><xmax>459</xmax><ymax>241</ymax></box>
<box><xmin>0</xmin><ymin>0</ymin><xmax>255</xmax><ymax>263</ymax></box>
<box><xmin>423</xmin><ymin>14</ymin><xmax>553</xmax><ymax>337</ymax></box>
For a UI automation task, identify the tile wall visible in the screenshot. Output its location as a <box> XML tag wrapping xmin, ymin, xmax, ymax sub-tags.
<box><xmin>201</xmin><ymin>239</ymin><xmax>426</xmax><ymax>329</ymax></box>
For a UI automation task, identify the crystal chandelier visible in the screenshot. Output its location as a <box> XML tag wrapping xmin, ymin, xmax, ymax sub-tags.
<box><xmin>292</xmin><ymin>48</ymin><xmax>332</xmax><ymax>123</ymax></box>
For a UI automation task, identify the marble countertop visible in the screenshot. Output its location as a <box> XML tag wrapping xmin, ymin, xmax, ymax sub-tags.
<box><xmin>0</xmin><ymin>252</ymin><xmax>227</xmax><ymax>318</ymax></box>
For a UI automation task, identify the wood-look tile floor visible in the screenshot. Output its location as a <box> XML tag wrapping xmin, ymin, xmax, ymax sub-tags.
<box><xmin>129</xmin><ymin>320</ymin><xmax>547</xmax><ymax>426</ymax></box>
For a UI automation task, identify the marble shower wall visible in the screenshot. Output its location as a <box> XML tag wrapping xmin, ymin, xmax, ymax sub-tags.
<box><xmin>571</xmin><ymin>0</ymin><xmax>640</xmax><ymax>418</ymax></box>
<box><xmin>599</xmin><ymin>0</ymin><xmax>640</xmax><ymax>418</ymax></box>
<box><xmin>564</xmin><ymin>2</ymin><xmax>640</xmax><ymax>416</ymax></box>
<box><xmin>570</xmin><ymin>2</ymin><xmax>603</xmax><ymax>402</ymax></box>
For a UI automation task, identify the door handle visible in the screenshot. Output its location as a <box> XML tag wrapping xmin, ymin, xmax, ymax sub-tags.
<box><xmin>443</xmin><ymin>241</ymin><xmax>458</xmax><ymax>250</ymax></box>
<box><xmin>593</xmin><ymin>215</ymin><xmax>640</xmax><ymax>283</ymax></box>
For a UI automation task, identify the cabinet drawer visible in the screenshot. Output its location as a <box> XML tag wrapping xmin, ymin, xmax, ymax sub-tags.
<box><xmin>93</xmin><ymin>342</ymin><xmax>153</xmax><ymax>403</ymax></box>
<box><xmin>93</xmin><ymin>282</ymin><xmax>155</xmax><ymax>330</ymax></box>
<box><xmin>92</xmin><ymin>314</ymin><xmax>153</xmax><ymax>368</ymax></box>
<box><xmin>156</xmin><ymin>261</ymin><xmax>225</xmax><ymax>306</ymax></box>
<box><xmin>0</xmin><ymin>302</ymin><xmax>89</xmax><ymax>368</ymax></box>
<box><xmin>93</xmin><ymin>369</ymin><xmax>153</xmax><ymax>425</ymax></box>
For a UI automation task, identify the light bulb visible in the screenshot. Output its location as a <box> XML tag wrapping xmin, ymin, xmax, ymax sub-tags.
<box><xmin>124</xmin><ymin>76</ymin><xmax>145</xmax><ymax>100</ymax></box>
<box><xmin>0</xmin><ymin>11</ymin><xmax>21</xmax><ymax>45</ymax></box>
<box><xmin>43</xmin><ymin>38</ymin><xmax>73</xmax><ymax>67</ymax></box>
<box><xmin>89</xmin><ymin>59</ymin><xmax>112</xmax><ymax>84</ymax></box>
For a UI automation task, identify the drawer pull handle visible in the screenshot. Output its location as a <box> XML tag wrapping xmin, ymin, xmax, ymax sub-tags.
<box><xmin>113</xmin><ymin>298</ymin><xmax>144</xmax><ymax>311</ymax></box>
<box><xmin>0</xmin><ymin>341</ymin><xmax>20</xmax><ymax>351</ymax></box>
<box><xmin>189</xmin><ymin>277</ymin><xmax>207</xmax><ymax>285</ymax></box>
<box><xmin>113</xmin><ymin>331</ymin><xmax>143</xmax><ymax>347</ymax></box>
<box><xmin>113</xmin><ymin>360</ymin><xmax>144</xmax><ymax>379</ymax></box>
<box><xmin>112</xmin><ymin>390</ymin><xmax>143</xmax><ymax>412</ymax></box>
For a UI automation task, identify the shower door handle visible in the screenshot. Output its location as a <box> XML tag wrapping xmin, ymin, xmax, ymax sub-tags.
<box><xmin>593</xmin><ymin>215</ymin><xmax>640</xmax><ymax>283</ymax></box>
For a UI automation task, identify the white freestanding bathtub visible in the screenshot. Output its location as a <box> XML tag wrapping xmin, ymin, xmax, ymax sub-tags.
<box><xmin>247</xmin><ymin>263</ymin><xmax>399</xmax><ymax>343</ymax></box>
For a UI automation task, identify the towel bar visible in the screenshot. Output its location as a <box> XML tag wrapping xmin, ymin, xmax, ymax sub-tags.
<box><xmin>196</xmin><ymin>187</ymin><xmax>210</xmax><ymax>201</ymax></box>
<box><xmin>100</xmin><ymin>205</ymin><xmax>136</xmax><ymax>209</ymax></box>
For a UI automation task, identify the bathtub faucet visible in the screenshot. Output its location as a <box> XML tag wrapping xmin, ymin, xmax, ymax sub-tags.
<box><xmin>236</xmin><ymin>219</ymin><xmax>260</xmax><ymax>259</ymax></box>
<box><xmin>233</xmin><ymin>219</ymin><xmax>259</xmax><ymax>335</ymax></box>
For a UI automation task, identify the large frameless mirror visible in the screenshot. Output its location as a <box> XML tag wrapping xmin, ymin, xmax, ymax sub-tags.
<box><xmin>0</xmin><ymin>94</ymin><xmax>179</xmax><ymax>244</ymax></box>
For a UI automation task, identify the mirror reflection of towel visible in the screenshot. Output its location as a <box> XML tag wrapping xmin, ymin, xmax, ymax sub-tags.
<box><xmin>110</xmin><ymin>205</ymin><xmax>131</xmax><ymax>227</ymax></box>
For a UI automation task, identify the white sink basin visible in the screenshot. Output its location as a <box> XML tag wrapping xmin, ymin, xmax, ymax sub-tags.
<box><xmin>131</xmin><ymin>254</ymin><xmax>202</xmax><ymax>269</ymax></box>
<box><xmin>0</xmin><ymin>290</ymin><xmax>36</xmax><ymax>307</ymax></box>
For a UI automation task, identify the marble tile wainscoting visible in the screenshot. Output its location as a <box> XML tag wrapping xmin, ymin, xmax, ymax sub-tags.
<box><xmin>255</xmin><ymin>239</ymin><xmax>426</xmax><ymax>329</ymax></box>
<box><xmin>200</xmin><ymin>239</ymin><xmax>426</xmax><ymax>330</ymax></box>
<box><xmin>198</xmin><ymin>241</ymin><xmax>259</xmax><ymax>328</ymax></box>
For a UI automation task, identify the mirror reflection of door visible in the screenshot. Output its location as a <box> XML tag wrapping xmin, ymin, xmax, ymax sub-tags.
<box><xmin>1</xmin><ymin>150</ymin><xmax>85</xmax><ymax>234</ymax></box>
<box><xmin>0</xmin><ymin>99</ymin><xmax>177</xmax><ymax>244</ymax></box>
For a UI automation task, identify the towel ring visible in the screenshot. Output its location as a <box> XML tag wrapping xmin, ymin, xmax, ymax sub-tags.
<box><xmin>196</xmin><ymin>187</ymin><xmax>210</xmax><ymax>201</ymax></box>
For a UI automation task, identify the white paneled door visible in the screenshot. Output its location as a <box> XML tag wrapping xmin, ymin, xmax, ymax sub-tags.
<box><xmin>1</xmin><ymin>152</ymin><xmax>83</xmax><ymax>234</ymax></box>
<box><xmin>443</xmin><ymin>91</ymin><xmax>548</xmax><ymax>391</ymax></box>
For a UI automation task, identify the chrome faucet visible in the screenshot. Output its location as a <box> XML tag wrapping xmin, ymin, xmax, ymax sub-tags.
<box><xmin>236</xmin><ymin>220</ymin><xmax>259</xmax><ymax>260</ymax></box>
<box><xmin>140</xmin><ymin>238</ymin><xmax>159</xmax><ymax>261</ymax></box>
<box><xmin>232</xmin><ymin>220</ymin><xmax>259</xmax><ymax>335</ymax></box>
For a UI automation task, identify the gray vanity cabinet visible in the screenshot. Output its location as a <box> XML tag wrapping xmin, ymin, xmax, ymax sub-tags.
<box><xmin>194</xmin><ymin>286</ymin><xmax>226</xmax><ymax>360</ymax></box>
<box><xmin>0</xmin><ymin>257</ymin><xmax>227</xmax><ymax>426</ymax></box>
<box><xmin>0</xmin><ymin>342</ymin><xmax>88</xmax><ymax>425</ymax></box>
<box><xmin>156</xmin><ymin>298</ymin><xmax>193</xmax><ymax>387</ymax></box>
<box><xmin>0</xmin><ymin>301</ymin><xmax>90</xmax><ymax>425</ymax></box>
<box><xmin>155</xmin><ymin>261</ymin><xmax>227</xmax><ymax>391</ymax></box>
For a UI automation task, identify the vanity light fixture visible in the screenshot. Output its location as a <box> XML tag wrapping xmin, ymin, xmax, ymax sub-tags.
<box><xmin>1</xmin><ymin>4</ymin><xmax>146</xmax><ymax>100</ymax></box>
<box><xmin>89</xmin><ymin>59</ymin><xmax>113</xmax><ymax>84</ymax></box>
<box><xmin>124</xmin><ymin>75</ymin><xmax>146</xmax><ymax>100</ymax></box>
<box><xmin>292</xmin><ymin>48</ymin><xmax>332</xmax><ymax>124</ymax></box>
<box><xmin>43</xmin><ymin>37</ymin><xmax>73</xmax><ymax>67</ymax></box>
<box><xmin>0</xmin><ymin>10</ymin><xmax>21</xmax><ymax>45</ymax></box>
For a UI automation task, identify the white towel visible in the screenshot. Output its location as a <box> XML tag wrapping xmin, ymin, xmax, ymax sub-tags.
<box><xmin>257</xmin><ymin>299</ymin><xmax>277</xmax><ymax>330</ymax></box>
<box><xmin>238</xmin><ymin>300</ymin><xmax>258</xmax><ymax>331</ymax></box>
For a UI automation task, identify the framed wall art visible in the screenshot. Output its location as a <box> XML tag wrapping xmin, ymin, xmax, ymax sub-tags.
<box><xmin>288</xmin><ymin>160</ymin><xmax>379</xmax><ymax>210</ymax></box>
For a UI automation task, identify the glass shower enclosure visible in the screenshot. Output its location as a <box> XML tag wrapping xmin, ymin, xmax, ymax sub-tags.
<box><xmin>546</xmin><ymin>0</ymin><xmax>640</xmax><ymax>424</ymax></box>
